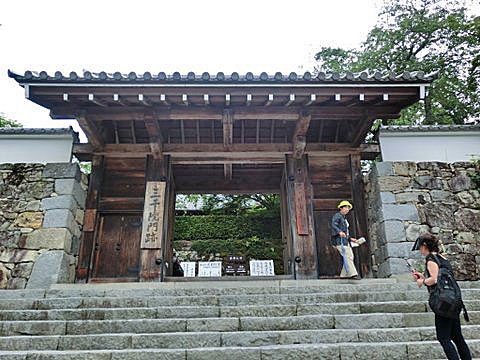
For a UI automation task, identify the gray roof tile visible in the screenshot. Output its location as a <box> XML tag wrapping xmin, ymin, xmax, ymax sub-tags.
<box><xmin>0</xmin><ymin>127</ymin><xmax>79</xmax><ymax>142</ymax></box>
<box><xmin>380</xmin><ymin>124</ymin><xmax>480</xmax><ymax>133</ymax></box>
<box><xmin>8</xmin><ymin>69</ymin><xmax>437</xmax><ymax>84</ymax></box>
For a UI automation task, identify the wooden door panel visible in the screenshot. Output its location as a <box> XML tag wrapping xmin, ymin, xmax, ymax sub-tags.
<box><xmin>91</xmin><ymin>214</ymin><xmax>142</xmax><ymax>281</ymax></box>
<box><xmin>118</xmin><ymin>215</ymin><xmax>142</xmax><ymax>278</ymax></box>
<box><xmin>92</xmin><ymin>215</ymin><xmax>121</xmax><ymax>279</ymax></box>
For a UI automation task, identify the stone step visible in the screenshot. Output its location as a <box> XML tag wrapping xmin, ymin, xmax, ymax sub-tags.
<box><xmin>2</xmin><ymin>325</ymin><xmax>480</xmax><ymax>351</ymax></box>
<box><xmin>0</xmin><ymin>340</ymin><xmax>479</xmax><ymax>360</ymax></box>
<box><xmin>1</xmin><ymin>300</ymin><xmax>480</xmax><ymax>321</ymax></box>
<box><xmin>1</xmin><ymin>280</ymin><xmax>479</xmax><ymax>300</ymax></box>
<box><xmin>1</xmin><ymin>289</ymin><xmax>480</xmax><ymax>310</ymax></box>
<box><xmin>0</xmin><ymin>311</ymin><xmax>478</xmax><ymax>336</ymax></box>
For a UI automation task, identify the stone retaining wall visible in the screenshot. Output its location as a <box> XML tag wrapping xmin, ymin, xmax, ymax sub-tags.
<box><xmin>366</xmin><ymin>161</ymin><xmax>479</xmax><ymax>280</ymax></box>
<box><xmin>0</xmin><ymin>163</ymin><xmax>88</xmax><ymax>289</ymax></box>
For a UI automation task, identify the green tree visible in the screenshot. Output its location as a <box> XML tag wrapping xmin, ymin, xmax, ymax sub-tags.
<box><xmin>314</xmin><ymin>0</ymin><xmax>480</xmax><ymax>125</ymax></box>
<box><xmin>0</xmin><ymin>114</ymin><xmax>22</xmax><ymax>128</ymax></box>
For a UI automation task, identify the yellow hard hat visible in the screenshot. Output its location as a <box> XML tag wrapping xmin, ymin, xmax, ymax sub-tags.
<box><xmin>338</xmin><ymin>200</ymin><xmax>353</xmax><ymax>209</ymax></box>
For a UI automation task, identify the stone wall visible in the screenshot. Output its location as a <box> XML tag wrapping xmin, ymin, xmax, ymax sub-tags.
<box><xmin>366</xmin><ymin>161</ymin><xmax>479</xmax><ymax>280</ymax></box>
<box><xmin>0</xmin><ymin>163</ymin><xmax>88</xmax><ymax>289</ymax></box>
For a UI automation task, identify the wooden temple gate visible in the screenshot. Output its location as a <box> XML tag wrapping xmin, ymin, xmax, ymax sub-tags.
<box><xmin>9</xmin><ymin>69</ymin><xmax>432</xmax><ymax>281</ymax></box>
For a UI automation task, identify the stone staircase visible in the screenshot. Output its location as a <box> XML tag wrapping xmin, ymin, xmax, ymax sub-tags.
<box><xmin>0</xmin><ymin>279</ymin><xmax>479</xmax><ymax>359</ymax></box>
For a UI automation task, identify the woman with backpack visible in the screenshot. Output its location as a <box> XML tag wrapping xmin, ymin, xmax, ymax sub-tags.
<box><xmin>411</xmin><ymin>234</ymin><xmax>472</xmax><ymax>360</ymax></box>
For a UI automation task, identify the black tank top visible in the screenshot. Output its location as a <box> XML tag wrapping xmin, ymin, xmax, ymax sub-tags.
<box><xmin>425</xmin><ymin>254</ymin><xmax>452</xmax><ymax>293</ymax></box>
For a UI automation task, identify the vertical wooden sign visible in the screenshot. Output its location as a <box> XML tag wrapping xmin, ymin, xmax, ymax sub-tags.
<box><xmin>141</xmin><ymin>181</ymin><xmax>166</xmax><ymax>249</ymax></box>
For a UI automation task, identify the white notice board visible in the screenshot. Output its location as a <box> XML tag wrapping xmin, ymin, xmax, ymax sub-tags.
<box><xmin>249</xmin><ymin>260</ymin><xmax>275</xmax><ymax>276</ymax></box>
<box><xmin>180</xmin><ymin>262</ymin><xmax>196</xmax><ymax>277</ymax></box>
<box><xmin>198</xmin><ymin>261</ymin><xmax>222</xmax><ymax>277</ymax></box>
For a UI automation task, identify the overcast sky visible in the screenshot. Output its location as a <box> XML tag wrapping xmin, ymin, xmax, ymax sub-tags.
<box><xmin>1</xmin><ymin>0</ymin><xmax>478</xmax><ymax>142</ymax></box>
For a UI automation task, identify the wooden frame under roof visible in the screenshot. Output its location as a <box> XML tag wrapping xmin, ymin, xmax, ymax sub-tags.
<box><xmin>9</xmin><ymin>69</ymin><xmax>434</xmax><ymax>282</ymax></box>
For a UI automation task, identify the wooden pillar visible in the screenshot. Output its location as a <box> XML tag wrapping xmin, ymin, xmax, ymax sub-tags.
<box><xmin>139</xmin><ymin>155</ymin><xmax>171</xmax><ymax>281</ymax></box>
<box><xmin>76</xmin><ymin>155</ymin><xmax>104</xmax><ymax>282</ymax></box>
<box><xmin>285</xmin><ymin>154</ymin><xmax>318</xmax><ymax>278</ymax></box>
<box><xmin>280</xmin><ymin>173</ymin><xmax>292</xmax><ymax>275</ymax></box>
<box><xmin>350</xmin><ymin>154</ymin><xmax>371</xmax><ymax>277</ymax></box>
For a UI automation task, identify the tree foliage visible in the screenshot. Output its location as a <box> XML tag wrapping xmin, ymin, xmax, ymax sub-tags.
<box><xmin>314</xmin><ymin>0</ymin><xmax>480</xmax><ymax>125</ymax></box>
<box><xmin>0</xmin><ymin>114</ymin><xmax>22</xmax><ymax>128</ymax></box>
<box><xmin>176</xmin><ymin>194</ymin><xmax>280</xmax><ymax>215</ymax></box>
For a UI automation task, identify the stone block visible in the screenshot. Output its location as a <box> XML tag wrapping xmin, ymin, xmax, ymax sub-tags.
<box><xmin>0</xmin><ymin>249</ymin><xmax>39</xmax><ymax>263</ymax></box>
<box><xmin>1</xmin><ymin>320</ymin><xmax>66</xmax><ymax>336</ymax></box>
<box><xmin>385</xmin><ymin>242</ymin><xmax>419</xmax><ymax>259</ymax></box>
<box><xmin>26</xmin><ymin>200</ymin><xmax>41</xmax><ymax>211</ymax></box>
<box><xmin>11</xmin><ymin>262</ymin><xmax>34</xmax><ymax>278</ymax></box>
<box><xmin>381</xmin><ymin>204</ymin><xmax>419</xmax><ymax>222</ymax></box>
<box><xmin>456</xmin><ymin>232</ymin><xmax>477</xmax><ymax>244</ymax></box>
<box><xmin>186</xmin><ymin>318</ymin><xmax>238</xmax><ymax>332</ymax></box>
<box><xmin>456</xmin><ymin>191</ymin><xmax>476</xmax><ymax>206</ymax></box>
<box><xmin>393</xmin><ymin>162</ymin><xmax>417</xmax><ymax>176</ymax></box>
<box><xmin>43</xmin><ymin>209</ymin><xmax>75</xmax><ymax>230</ymax></box>
<box><xmin>43</xmin><ymin>163</ymin><xmax>82</xmax><ymax>181</ymax></box>
<box><xmin>454</xmin><ymin>208</ymin><xmax>480</xmax><ymax>232</ymax></box>
<box><xmin>261</xmin><ymin>344</ymin><xmax>339</xmax><ymax>360</ymax></box>
<box><xmin>376</xmin><ymin>162</ymin><xmax>393</xmax><ymax>176</ymax></box>
<box><xmin>379</xmin><ymin>192</ymin><xmax>395</xmax><ymax>204</ymax></box>
<box><xmin>413</xmin><ymin>176</ymin><xmax>443</xmax><ymax>190</ymax></box>
<box><xmin>7</xmin><ymin>277</ymin><xmax>27</xmax><ymax>289</ymax></box>
<box><xmin>381</xmin><ymin>221</ymin><xmax>406</xmax><ymax>243</ymax></box>
<box><xmin>132</xmin><ymin>333</ymin><xmax>220</xmax><ymax>349</ymax></box>
<box><xmin>449</xmin><ymin>174</ymin><xmax>473</xmax><ymax>192</ymax></box>
<box><xmin>340</xmin><ymin>343</ymin><xmax>408</xmax><ymax>360</ymax></box>
<box><xmin>334</xmin><ymin>313</ymin><xmax>404</xmax><ymax>329</ymax></box>
<box><xmin>55</xmin><ymin>179</ymin><xmax>87</xmax><ymax>206</ymax></box>
<box><xmin>395</xmin><ymin>191</ymin><xmax>430</xmax><ymax>203</ymax></box>
<box><xmin>41</xmin><ymin>195</ymin><xmax>78</xmax><ymax>212</ymax></box>
<box><xmin>0</xmin><ymin>263</ymin><xmax>11</xmax><ymax>288</ymax></box>
<box><xmin>26</xmin><ymin>250</ymin><xmax>71</xmax><ymax>289</ymax></box>
<box><xmin>13</xmin><ymin>212</ymin><xmax>43</xmax><ymax>229</ymax></box>
<box><xmin>378</xmin><ymin>176</ymin><xmax>411</xmax><ymax>192</ymax></box>
<box><xmin>112</xmin><ymin>349</ymin><xmax>187</xmax><ymax>360</ymax></box>
<box><xmin>22</xmin><ymin>228</ymin><xmax>72</xmax><ymax>252</ymax></box>
<box><xmin>240</xmin><ymin>315</ymin><xmax>333</xmax><ymax>331</ymax></box>
<box><xmin>388</xmin><ymin>257</ymin><xmax>410</xmax><ymax>274</ymax></box>
<box><xmin>75</xmin><ymin>209</ymin><xmax>85</xmax><ymax>225</ymax></box>
<box><xmin>188</xmin><ymin>347</ymin><xmax>260</xmax><ymax>360</ymax></box>
<box><xmin>0</xmin><ymin>334</ymin><xmax>59</xmax><ymax>350</ymax></box>
<box><xmin>424</xmin><ymin>203</ymin><xmax>455</xmax><ymax>229</ymax></box>
<box><xmin>430</xmin><ymin>190</ymin><xmax>453</xmax><ymax>202</ymax></box>
<box><xmin>405</xmin><ymin>224</ymin><xmax>430</xmax><ymax>242</ymax></box>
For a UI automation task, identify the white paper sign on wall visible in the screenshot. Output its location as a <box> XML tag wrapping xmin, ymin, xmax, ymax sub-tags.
<box><xmin>249</xmin><ymin>260</ymin><xmax>275</xmax><ymax>276</ymax></box>
<box><xmin>197</xmin><ymin>261</ymin><xmax>222</xmax><ymax>277</ymax></box>
<box><xmin>180</xmin><ymin>262</ymin><xmax>196</xmax><ymax>277</ymax></box>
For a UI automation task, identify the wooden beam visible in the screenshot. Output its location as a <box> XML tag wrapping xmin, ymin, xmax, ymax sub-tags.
<box><xmin>130</xmin><ymin>121</ymin><xmax>137</xmax><ymax>144</ymax></box>
<box><xmin>144</xmin><ymin>117</ymin><xmax>163</xmax><ymax>159</ymax></box>
<box><xmin>113</xmin><ymin>121</ymin><xmax>119</xmax><ymax>144</ymax></box>
<box><xmin>265</xmin><ymin>94</ymin><xmax>274</xmax><ymax>107</ymax></box>
<box><xmin>180</xmin><ymin>120</ymin><xmax>185</xmax><ymax>144</ymax></box>
<box><xmin>138</xmin><ymin>94</ymin><xmax>151</xmax><ymax>106</ymax></box>
<box><xmin>196</xmin><ymin>120</ymin><xmax>200</xmax><ymax>144</ymax></box>
<box><xmin>270</xmin><ymin>120</ymin><xmax>276</xmax><ymax>143</ymax></box>
<box><xmin>318</xmin><ymin>120</ymin><xmax>325</xmax><ymax>142</ymax></box>
<box><xmin>73</xmin><ymin>142</ymin><xmax>380</xmax><ymax>161</ymax></box>
<box><xmin>76</xmin><ymin>155</ymin><xmax>104</xmax><ymax>282</ymax></box>
<box><xmin>305</xmin><ymin>94</ymin><xmax>316</xmax><ymax>106</ymax></box>
<box><xmin>292</xmin><ymin>110</ymin><xmax>312</xmax><ymax>159</ymax></box>
<box><xmin>352</xmin><ymin>114</ymin><xmax>374</xmax><ymax>146</ymax></box>
<box><xmin>285</xmin><ymin>94</ymin><xmax>295</xmax><ymax>107</ymax></box>
<box><xmin>222</xmin><ymin>109</ymin><xmax>233</xmax><ymax>146</ymax></box>
<box><xmin>113</xmin><ymin>94</ymin><xmax>127</xmax><ymax>106</ymax></box>
<box><xmin>50</xmin><ymin>105</ymin><xmax>403</xmax><ymax>121</ymax></box>
<box><xmin>88</xmin><ymin>94</ymin><xmax>107</xmax><ymax>107</ymax></box>
<box><xmin>160</xmin><ymin>94</ymin><xmax>169</xmax><ymax>106</ymax></box>
<box><xmin>77</xmin><ymin>114</ymin><xmax>104</xmax><ymax>148</ymax></box>
<box><xmin>224</xmin><ymin>164</ymin><xmax>233</xmax><ymax>181</ymax></box>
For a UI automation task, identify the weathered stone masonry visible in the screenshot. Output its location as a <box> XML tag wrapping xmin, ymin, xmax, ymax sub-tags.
<box><xmin>366</xmin><ymin>161</ymin><xmax>480</xmax><ymax>280</ymax></box>
<box><xmin>0</xmin><ymin>163</ymin><xmax>87</xmax><ymax>289</ymax></box>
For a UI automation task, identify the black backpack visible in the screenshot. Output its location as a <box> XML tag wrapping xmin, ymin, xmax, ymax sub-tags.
<box><xmin>428</xmin><ymin>254</ymin><xmax>469</xmax><ymax>321</ymax></box>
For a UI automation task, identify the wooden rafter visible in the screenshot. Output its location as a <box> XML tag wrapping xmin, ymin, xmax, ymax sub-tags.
<box><xmin>130</xmin><ymin>121</ymin><xmax>137</xmax><ymax>144</ymax></box>
<box><xmin>291</xmin><ymin>110</ymin><xmax>311</xmax><ymax>159</ymax></box>
<box><xmin>180</xmin><ymin>120</ymin><xmax>185</xmax><ymax>144</ymax></box>
<box><xmin>77</xmin><ymin>114</ymin><xmax>104</xmax><ymax>148</ymax></box>
<box><xmin>318</xmin><ymin>120</ymin><xmax>325</xmax><ymax>142</ymax></box>
<box><xmin>352</xmin><ymin>113</ymin><xmax>374</xmax><ymax>146</ymax></box>
<box><xmin>88</xmin><ymin>94</ymin><xmax>107</xmax><ymax>107</ymax></box>
<box><xmin>144</xmin><ymin>116</ymin><xmax>163</xmax><ymax>159</ymax></box>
